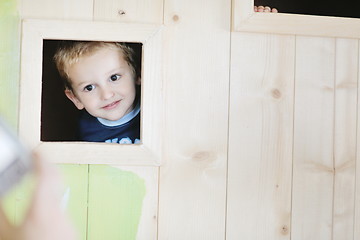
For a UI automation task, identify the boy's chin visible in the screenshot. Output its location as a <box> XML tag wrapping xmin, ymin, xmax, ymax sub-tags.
<box><xmin>93</xmin><ymin>109</ymin><xmax>131</xmax><ymax>121</ymax></box>
<box><xmin>98</xmin><ymin>114</ymin><xmax>125</xmax><ymax>121</ymax></box>
<box><xmin>99</xmin><ymin>117</ymin><xmax>119</xmax><ymax>121</ymax></box>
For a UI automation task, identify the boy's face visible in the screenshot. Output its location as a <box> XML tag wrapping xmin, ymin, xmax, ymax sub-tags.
<box><xmin>65</xmin><ymin>48</ymin><xmax>140</xmax><ymax>121</ymax></box>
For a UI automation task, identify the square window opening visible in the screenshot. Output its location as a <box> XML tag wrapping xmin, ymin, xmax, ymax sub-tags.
<box><xmin>41</xmin><ymin>40</ymin><xmax>143</xmax><ymax>144</ymax></box>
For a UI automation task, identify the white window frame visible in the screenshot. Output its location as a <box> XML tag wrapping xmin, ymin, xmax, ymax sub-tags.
<box><xmin>19</xmin><ymin>19</ymin><xmax>163</xmax><ymax>166</ymax></box>
<box><xmin>233</xmin><ymin>0</ymin><xmax>360</xmax><ymax>38</ymax></box>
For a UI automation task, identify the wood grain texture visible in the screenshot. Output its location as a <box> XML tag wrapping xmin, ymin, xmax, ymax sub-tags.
<box><xmin>158</xmin><ymin>0</ymin><xmax>231</xmax><ymax>239</ymax></box>
<box><xmin>292</xmin><ymin>36</ymin><xmax>335</xmax><ymax>240</ymax></box>
<box><xmin>232</xmin><ymin>0</ymin><xmax>254</xmax><ymax>24</ymax></box>
<box><xmin>227</xmin><ymin>32</ymin><xmax>295</xmax><ymax>240</ymax></box>
<box><xmin>355</xmin><ymin>39</ymin><xmax>360</xmax><ymax>240</ymax></box>
<box><xmin>94</xmin><ymin>0</ymin><xmax>163</xmax><ymax>24</ymax></box>
<box><xmin>20</xmin><ymin>0</ymin><xmax>93</xmax><ymax>20</ymax></box>
<box><xmin>332</xmin><ymin>38</ymin><xmax>358</xmax><ymax>240</ymax></box>
<box><xmin>233</xmin><ymin>0</ymin><xmax>360</xmax><ymax>38</ymax></box>
<box><xmin>11</xmin><ymin>0</ymin><xmax>360</xmax><ymax>239</ymax></box>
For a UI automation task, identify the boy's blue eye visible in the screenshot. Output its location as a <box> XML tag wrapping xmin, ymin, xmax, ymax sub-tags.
<box><xmin>84</xmin><ymin>85</ymin><xmax>95</xmax><ymax>92</ymax></box>
<box><xmin>110</xmin><ymin>74</ymin><xmax>120</xmax><ymax>81</ymax></box>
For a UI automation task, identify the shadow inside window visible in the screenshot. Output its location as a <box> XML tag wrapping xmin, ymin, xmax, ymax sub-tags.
<box><xmin>41</xmin><ymin>40</ymin><xmax>142</xmax><ymax>142</ymax></box>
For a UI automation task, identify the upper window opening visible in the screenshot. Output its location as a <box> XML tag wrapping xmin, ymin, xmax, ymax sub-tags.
<box><xmin>254</xmin><ymin>0</ymin><xmax>360</xmax><ymax>18</ymax></box>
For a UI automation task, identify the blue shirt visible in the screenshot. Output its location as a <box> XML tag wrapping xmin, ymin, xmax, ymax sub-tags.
<box><xmin>78</xmin><ymin>103</ymin><xmax>140</xmax><ymax>144</ymax></box>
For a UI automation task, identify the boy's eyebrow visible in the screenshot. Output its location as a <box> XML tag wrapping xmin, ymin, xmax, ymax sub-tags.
<box><xmin>105</xmin><ymin>66</ymin><xmax>126</xmax><ymax>76</ymax></box>
<box><xmin>73</xmin><ymin>80</ymin><xmax>91</xmax><ymax>88</ymax></box>
<box><xmin>72</xmin><ymin>64</ymin><xmax>130</xmax><ymax>88</ymax></box>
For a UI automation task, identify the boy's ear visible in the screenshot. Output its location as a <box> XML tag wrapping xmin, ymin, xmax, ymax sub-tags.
<box><xmin>64</xmin><ymin>89</ymin><xmax>84</xmax><ymax>110</ymax></box>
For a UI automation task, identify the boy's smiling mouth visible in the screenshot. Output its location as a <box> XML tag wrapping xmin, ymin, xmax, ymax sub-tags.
<box><xmin>102</xmin><ymin>100</ymin><xmax>120</xmax><ymax>110</ymax></box>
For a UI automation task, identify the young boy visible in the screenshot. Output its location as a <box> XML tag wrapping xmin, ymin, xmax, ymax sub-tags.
<box><xmin>54</xmin><ymin>41</ymin><xmax>141</xmax><ymax>144</ymax></box>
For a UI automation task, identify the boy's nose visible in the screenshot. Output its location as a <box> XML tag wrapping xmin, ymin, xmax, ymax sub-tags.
<box><xmin>100</xmin><ymin>86</ymin><xmax>114</xmax><ymax>100</ymax></box>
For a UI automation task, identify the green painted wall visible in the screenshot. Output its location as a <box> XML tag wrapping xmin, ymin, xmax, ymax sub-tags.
<box><xmin>0</xmin><ymin>0</ymin><xmax>20</xmax><ymax>126</ymax></box>
<box><xmin>58</xmin><ymin>165</ymin><xmax>147</xmax><ymax>240</ymax></box>
<box><xmin>58</xmin><ymin>164</ymin><xmax>89</xmax><ymax>240</ymax></box>
<box><xmin>0</xmin><ymin>0</ymin><xmax>22</xmax><ymax>225</ymax></box>
<box><xmin>87</xmin><ymin>165</ymin><xmax>146</xmax><ymax>240</ymax></box>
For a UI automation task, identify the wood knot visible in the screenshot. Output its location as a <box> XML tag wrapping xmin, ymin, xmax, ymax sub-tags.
<box><xmin>192</xmin><ymin>151</ymin><xmax>216</xmax><ymax>163</ymax></box>
<box><xmin>172</xmin><ymin>14</ymin><xmax>180</xmax><ymax>22</ymax></box>
<box><xmin>281</xmin><ymin>225</ymin><xmax>289</xmax><ymax>235</ymax></box>
<box><xmin>271</xmin><ymin>88</ymin><xmax>281</xmax><ymax>99</ymax></box>
<box><xmin>118</xmin><ymin>10</ymin><xmax>126</xmax><ymax>16</ymax></box>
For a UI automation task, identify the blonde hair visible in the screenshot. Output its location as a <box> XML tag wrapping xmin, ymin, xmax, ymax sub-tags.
<box><xmin>54</xmin><ymin>41</ymin><xmax>140</xmax><ymax>90</ymax></box>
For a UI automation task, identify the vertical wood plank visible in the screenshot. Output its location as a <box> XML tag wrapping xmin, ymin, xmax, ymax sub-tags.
<box><xmin>93</xmin><ymin>0</ymin><xmax>163</xmax><ymax>24</ymax></box>
<box><xmin>232</xmin><ymin>0</ymin><xmax>254</xmax><ymax>29</ymax></box>
<box><xmin>355</xmin><ymin>39</ymin><xmax>360</xmax><ymax>240</ymax></box>
<box><xmin>87</xmin><ymin>165</ymin><xmax>158</xmax><ymax>240</ymax></box>
<box><xmin>227</xmin><ymin>32</ymin><xmax>295</xmax><ymax>240</ymax></box>
<box><xmin>20</xmin><ymin>0</ymin><xmax>93</xmax><ymax>20</ymax></box>
<box><xmin>158</xmin><ymin>0</ymin><xmax>231</xmax><ymax>239</ymax></box>
<box><xmin>292</xmin><ymin>36</ymin><xmax>335</xmax><ymax>240</ymax></box>
<box><xmin>120</xmin><ymin>166</ymin><xmax>159</xmax><ymax>240</ymax></box>
<box><xmin>332</xmin><ymin>38</ymin><xmax>358</xmax><ymax>240</ymax></box>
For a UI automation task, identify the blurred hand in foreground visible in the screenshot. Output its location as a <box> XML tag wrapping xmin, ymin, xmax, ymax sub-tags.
<box><xmin>0</xmin><ymin>153</ymin><xmax>77</xmax><ymax>240</ymax></box>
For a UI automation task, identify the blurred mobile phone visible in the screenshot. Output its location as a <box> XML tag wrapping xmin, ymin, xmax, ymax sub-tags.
<box><xmin>0</xmin><ymin>118</ymin><xmax>32</xmax><ymax>197</ymax></box>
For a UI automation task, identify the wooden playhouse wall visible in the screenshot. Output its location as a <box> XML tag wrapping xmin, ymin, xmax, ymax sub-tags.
<box><xmin>1</xmin><ymin>0</ymin><xmax>359</xmax><ymax>239</ymax></box>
